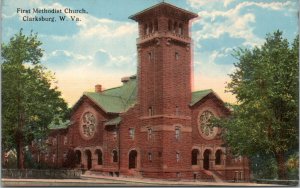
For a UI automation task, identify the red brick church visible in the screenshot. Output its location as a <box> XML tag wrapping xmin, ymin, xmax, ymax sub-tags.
<box><xmin>32</xmin><ymin>2</ymin><xmax>250</xmax><ymax>181</ymax></box>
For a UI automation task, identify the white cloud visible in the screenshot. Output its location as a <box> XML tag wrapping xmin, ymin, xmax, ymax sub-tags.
<box><xmin>188</xmin><ymin>0</ymin><xmax>295</xmax><ymax>11</ymax></box>
<box><xmin>191</xmin><ymin>0</ymin><xmax>296</xmax><ymax>47</ymax></box>
<box><xmin>187</xmin><ymin>0</ymin><xmax>235</xmax><ymax>9</ymax></box>
<box><xmin>224</xmin><ymin>0</ymin><xmax>235</xmax><ymax>7</ymax></box>
<box><xmin>5</xmin><ymin>0</ymin><xmax>296</xmax><ymax>105</ymax></box>
<box><xmin>19</xmin><ymin>0</ymin><xmax>138</xmax><ymax>105</ymax></box>
<box><xmin>79</xmin><ymin>22</ymin><xmax>136</xmax><ymax>39</ymax></box>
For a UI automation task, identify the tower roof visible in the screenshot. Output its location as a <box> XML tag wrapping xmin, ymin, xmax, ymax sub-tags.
<box><xmin>129</xmin><ymin>2</ymin><xmax>198</xmax><ymax>21</ymax></box>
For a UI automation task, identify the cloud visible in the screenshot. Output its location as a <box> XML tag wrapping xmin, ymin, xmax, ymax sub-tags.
<box><xmin>191</xmin><ymin>0</ymin><xmax>296</xmax><ymax>47</ymax></box>
<box><xmin>190</xmin><ymin>0</ymin><xmax>297</xmax><ymax>103</ymax></box>
<box><xmin>187</xmin><ymin>0</ymin><xmax>236</xmax><ymax>9</ymax></box>
<box><xmin>194</xmin><ymin>9</ymin><xmax>259</xmax><ymax>47</ymax></box>
<box><xmin>188</xmin><ymin>0</ymin><xmax>295</xmax><ymax>11</ymax></box>
<box><xmin>4</xmin><ymin>0</ymin><xmax>297</xmax><ymax>105</ymax></box>
<box><xmin>94</xmin><ymin>50</ymin><xmax>110</xmax><ymax>64</ymax></box>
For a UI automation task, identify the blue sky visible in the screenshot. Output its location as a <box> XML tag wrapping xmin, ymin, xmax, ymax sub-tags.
<box><xmin>2</xmin><ymin>0</ymin><xmax>298</xmax><ymax>105</ymax></box>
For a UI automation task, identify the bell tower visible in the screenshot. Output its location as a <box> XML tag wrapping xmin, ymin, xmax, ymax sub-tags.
<box><xmin>130</xmin><ymin>2</ymin><xmax>198</xmax><ymax>117</ymax></box>
<box><xmin>130</xmin><ymin>2</ymin><xmax>198</xmax><ymax>178</ymax></box>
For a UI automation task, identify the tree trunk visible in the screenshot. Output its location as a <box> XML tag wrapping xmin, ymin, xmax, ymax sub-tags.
<box><xmin>16</xmin><ymin>139</ymin><xmax>24</xmax><ymax>169</ymax></box>
<box><xmin>275</xmin><ymin>151</ymin><xmax>287</xmax><ymax>179</ymax></box>
<box><xmin>15</xmin><ymin>113</ymin><xmax>24</xmax><ymax>169</ymax></box>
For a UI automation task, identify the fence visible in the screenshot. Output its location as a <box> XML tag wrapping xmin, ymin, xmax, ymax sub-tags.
<box><xmin>2</xmin><ymin>169</ymin><xmax>82</xmax><ymax>179</ymax></box>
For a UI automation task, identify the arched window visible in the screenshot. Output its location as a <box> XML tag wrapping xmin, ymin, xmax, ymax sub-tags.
<box><xmin>95</xmin><ymin>149</ymin><xmax>103</xmax><ymax>165</ymax></box>
<box><xmin>175</xmin><ymin>52</ymin><xmax>179</xmax><ymax>60</ymax></box>
<box><xmin>191</xmin><ymin>149</ymin><xmax>199</xmax><ymax>165</ymax></box>
<box><xmin>112</xmin><ymin>150</ymin><xmax>118</xmax><ymax>162</ymax></box>
<box><xmin>148</xmin><ymin>106</ymin><xmax>153</xmax><ymax>116</ymax></box>
<box><xmin>148</xmin><ymin>152</ymin><xmax>152</xmax><ymax>162</ymax></box>
<box><xmin>85</xmin><ymin>150</ymin><xmax>92</xmax><ymax>170</ymax></box>
<box><xmin>129</xmin><ymin>150</ymin><xmax>138</xmax><ymax>168</ymax></box>
<box><xmin>176</xmin><ymin>152</ymin><xmax>180</xmax><ymax>162</ymax></box>
<box><xmin>215</xmin><ymin>150</ymin><xmax>222</xmax><ymax>165</ymax></box>
<box><xmin>149</xmin><ymin>22</ymin><xmax>153</xmax><ymax>33</ymax></box>
<box><xmin>175</xmin><ymin>127</ymin><xmax>180</xmax><ymax>140</ymax></box>
<box><xmin>144</xmin><ymin>24</ymin><xmax>148</xmax><ymax>35</ymax></box>
<box><xmin>148</xmin><ymin>128</ymin><xmax>152</xmax><ymax>140</ymax></box>
<box><xmin>178</xmin><ymin>23</ymin><xmax>183</xmax><ymax>35</ymax></box>
<box><xmin>203</xmin><ymin>149</ymin><xmax>211</xmax><ymax>170</ymax></box>
<box><xmin>129</xmin><ymin>128</ymin><xmax>135</xmax><ymax>140</ymax></box>
<box><xmin>148</xmin><ymin>52</ymin><xmax>152</xmax><ymax>61</ymax></box>
<box><xmin>173</xmin><ymin>22</ymin><xmax>178</xmax><ymax>33</ymax></box>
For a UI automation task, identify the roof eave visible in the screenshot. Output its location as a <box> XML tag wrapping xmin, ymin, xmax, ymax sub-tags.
<box><xmin>189</xmin><ymin>93</ymin><xmax>211</xmax><ymax>106</ymax></box>
<box><xmin>129</xmin><ymin>2</ymin><xmax>198</xmax><ymax>21</ymax></box>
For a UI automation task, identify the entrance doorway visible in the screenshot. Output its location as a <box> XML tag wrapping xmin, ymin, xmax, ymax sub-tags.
<box><xmin>203</xmin><ymin>149</ymin><xmax>211</xmax><ymax>170</ymax></box>
<box><xmin>85</xmin><ymin>150</ymin><xmax>92</xmax><ymax>170</ymax></box>
<box><xmin>75</xmin><ymin>150</ymin><xmax>81</xmax><ymax>165</ymax></box>
<box><xmin>129</xmin><ymin>150</ymin><xmax>137</xmax><ymax>169</ymax></box>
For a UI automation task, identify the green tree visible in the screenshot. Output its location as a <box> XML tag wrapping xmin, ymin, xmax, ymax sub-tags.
<box><xmin>220</xmin><ymin>31</ymin><xmax>298</xmax><ymax>179</ymax></box>
<box><xmin>286</xmin><ymin>152</ymin><xmax>299</xmax><ymax>179</ymax></box>
<box><xmin>250</xmin><ymin>153</ymin><xmax>278</xmax><ymax>179</ymax></box>
<box><xmin>2</xmin><ymin>29</ymin><xmax>68</xmax><ymax>169</ymax></box>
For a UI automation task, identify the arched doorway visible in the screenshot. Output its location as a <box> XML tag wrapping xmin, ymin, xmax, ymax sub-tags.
<box><xmin>203</xmin><ymin>149</ymin><xmax>211</xmax><ymax>170</ymax></box>
<box><xmin>129</xmin><ymin>150</ymin><xmax>138</xmax><ymax>169</ymax></box>
<box><xmin>85</xmin><ymin>150</ymin><xmax>92</xmax><ymax>170</ymax></box>
<box><xmin>112</xmin><ymin>150</ymin><xmax>118</xmax><ymax>163</ymax></box>
<box><xmin>95</xmin><ymin>149</ymin><xmax>103</xmax><ymax>165</ymax></box>
<box><xmin>75</xmin><ymin>150</ymin><xmax>81</xmax><ymax>165</ymax></box>
<box><xmin>191</xmin><ymin>149</ymin><xmax>199</xmax><ymax>165</ymax></box>
<box><xmin>215</xmin><ymin>150</ymin><xmax>222</xmax><ymax>165</ymax></box>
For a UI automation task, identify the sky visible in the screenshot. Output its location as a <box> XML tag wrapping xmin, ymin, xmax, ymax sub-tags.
<box><xmin>2</xmin><ymin>0</ymin><xmax>298</xmax><ymax>106</ymax></box>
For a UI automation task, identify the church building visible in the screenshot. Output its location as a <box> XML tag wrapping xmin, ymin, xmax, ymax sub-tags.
<box><xmin>33</xmin><ymin>2</ymin><xmax>250</xmax><ymax>181</ymax></box>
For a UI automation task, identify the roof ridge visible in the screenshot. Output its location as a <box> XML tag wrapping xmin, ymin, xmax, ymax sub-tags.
<box><xmin>102</xmin><ymin>86</ymin><xmax>122</xmax><ymax>92</ymax></box>
<box><xmin>84</xmin><ymin>91</ymin><xmax>121</xmax><ymax>99</ymax></box>
<box><xmin>84</xmin><ymin>92</ymin><xmax>125</xmax><ymax>113</ymax></box>
<box><xmin>192</xmin><ymin>89</ymin><xmax>213</xmax><ymax>93</ymax></box>
<box><xmin>123</xmin><ymin>82</ymin><xmax>137</xmax><ymax>106</ymax></box>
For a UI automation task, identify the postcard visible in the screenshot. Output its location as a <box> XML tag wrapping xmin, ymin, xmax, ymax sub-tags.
<box><xmin>1</xmin><ymin>0</ymin><xmax>298</xmax><ymax>186</ymax></box>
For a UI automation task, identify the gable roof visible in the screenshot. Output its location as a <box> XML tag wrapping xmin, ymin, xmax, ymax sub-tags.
<box><xmin>72</xmin><ymin>75</ymin><xmax>221</xmax><ymax>114</ymax></box>
<box><xmin>72</xmin><ymin>76</ymin><xmax>137</xmax><ymax>114</ymax></box>
<box><xmin>190</xmin><ymin>89</ymin><xmax>213</xmax><ymax>106</ymax></box>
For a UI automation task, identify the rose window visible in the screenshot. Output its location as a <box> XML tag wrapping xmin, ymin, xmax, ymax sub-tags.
<box><xmin>198</xmin><ymin>110</ymin><xmax>217</xmax><ymax>139</ymax></box>
<box><xmin>81</xmin><ymin>112</ymin><xmax>96</xmax><ymax>139</ymax></box>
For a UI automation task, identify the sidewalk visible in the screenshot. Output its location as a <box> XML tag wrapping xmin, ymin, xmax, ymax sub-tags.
<box><xmin>2</xmin><ymin>175</ymin><xmax>282</xmax><ymax>187</ymax></box>
<box><xmin>81</xmin><ymin>174</ymin><xmax>281</xmax><ymax>186</ymax></box>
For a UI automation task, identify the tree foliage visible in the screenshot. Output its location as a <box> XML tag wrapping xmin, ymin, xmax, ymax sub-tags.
<box><xmin>218</xmin><ymin>31</ymin><xmax>298</xmax><ymax>179</ymax></box>
<box><xmin>1</xmin><ymin>29</ymin><xmax>68</xmax><ymax>168</ymax></box>
<box><xmin>250</xmin><ymin>153</ymin><xmax>278</xmax><ymax>179</ymax></box>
